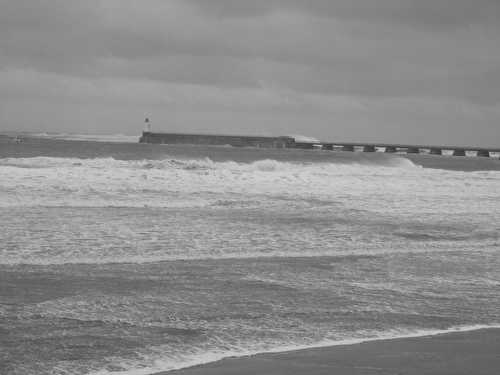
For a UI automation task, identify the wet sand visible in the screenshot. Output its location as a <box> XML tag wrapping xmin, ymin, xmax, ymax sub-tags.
<box><xmin>162</xmin><ymin>328</ymin><xmax>500</xmax><ymax>375</ymax></box>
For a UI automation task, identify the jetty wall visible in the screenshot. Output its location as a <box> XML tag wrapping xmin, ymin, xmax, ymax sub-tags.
<box><xmin>139</xmin><ymin>132</ymin><xmax>295</xmax><ymax>148</ymax></box>
<box><xmin>139</xmin><ymin>132</ymin><xmax>500</xmax><ymax>158</ymax></box>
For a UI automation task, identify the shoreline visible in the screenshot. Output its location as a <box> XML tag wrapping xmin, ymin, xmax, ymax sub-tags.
<box><xmin>158</xmin><ymin>327</ymin><xmax>500</xmax><ymax>375</ymax></box>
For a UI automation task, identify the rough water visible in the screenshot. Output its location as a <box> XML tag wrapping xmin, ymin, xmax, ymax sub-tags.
<box><xmin>1</xmin><ymin>135</ymin><xmax>499</xmax><ymax>375</ymax></box>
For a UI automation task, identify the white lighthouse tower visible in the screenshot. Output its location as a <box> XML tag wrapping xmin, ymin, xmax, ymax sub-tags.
<box><xmin>139</xmin><ymin>117</ymin><xmax>153</xmax><ymax>143</ymax></box>
<box><xmin>144</xmin><ymin>117</ymin><xmax>152</xmax><ymax>132</ymax></box>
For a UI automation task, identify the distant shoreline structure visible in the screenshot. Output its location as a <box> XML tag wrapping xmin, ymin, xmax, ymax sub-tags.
<box><xmin>139</xmin><ymin>131</ymin><xmax>295</xmax><ymax>149</ymax></box>
<box><xmin>139</xmin><ymin>131</ymin><xmax>500</xmax><ymax>158</ymax></box>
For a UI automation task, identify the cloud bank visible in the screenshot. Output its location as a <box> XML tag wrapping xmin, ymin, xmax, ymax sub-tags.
<box><xmin>0</xmin><ymin>0</ymin><xmax>499</xmax><ymax>145</ymax></box>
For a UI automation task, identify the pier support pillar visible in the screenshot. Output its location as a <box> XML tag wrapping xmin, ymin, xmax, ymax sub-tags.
<box><xmin>476</xmin><ymin>150</ymin><xmax>490</xmax><ymax>157</ymax></box>
<box><xmin>363</xmin><ymin>145</ymin><xmax>376</xmax><ymax>152</ymax></box>
<box><xmin>430</xmin><ymin>148</ymin><xmax>442</xmax><ymax>155</ymax></box>
<box><xmin>453</xmin><ymin>149</ymin><xmax>466</xmax><ymax>156</ymax></box>
<box><xmin>323</xmin><ymin>144</ymin><xmax>333</xmax><ymax>151</ymax></box>
<box><xmin>342</xmin><ymin>145</ymin><xmax>355</xmax><ymax>152</ymax></box>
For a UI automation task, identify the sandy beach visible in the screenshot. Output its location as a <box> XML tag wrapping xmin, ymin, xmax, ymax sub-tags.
<box><xmin>163</xmin><ymin>328</ymin><xmax>500</xmax><ymax>375</ymax></box>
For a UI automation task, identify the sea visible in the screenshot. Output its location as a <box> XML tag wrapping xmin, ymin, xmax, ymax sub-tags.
<box><xmin>1</xmin><ymin>133</ymin><xmax>499</xmax><ymax>375</ymax></box>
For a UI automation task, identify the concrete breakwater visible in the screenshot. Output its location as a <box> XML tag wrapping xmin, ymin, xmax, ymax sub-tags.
<box><xmin>139</xmin><ymin>131</ymin><xmax>500</xmax><ymax>158</ymax></box>
<box><xmin>139</xmin><ymin>131</ymin><xmax>295</xmax><ymax>148</ymax></box>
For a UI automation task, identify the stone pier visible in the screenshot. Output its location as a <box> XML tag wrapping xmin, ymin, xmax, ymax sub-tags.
<box><xmin>322</xmin><ymin>144</ymin><xmax>334</xmax><ymax>151</ymax></box>
<box><xmin>430</xmin><ymin>148</ymin><xmax>442</xmax><ymax>155</ymax></box>
<box><xmin>138</xmin><ymin>132</ymin><xmax>500</xmax><ymax>159</ymax></box>
<box><xmin>476</xmin><ymin>150</ymin><xmax>490</xmax><ymax>157</ymax></box>
<box><xmin>453</xmin><ymin>149</ymin><xmax>466</xmax><ymax>156</ymax></box>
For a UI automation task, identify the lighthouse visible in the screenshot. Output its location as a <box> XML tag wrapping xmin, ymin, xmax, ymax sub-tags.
<box><xmin>139</xmin><ymin>118</ymin><xmax>153</xmax><ymax>143</ymax></box>
<box><xmin>144</xmin><ymin>117</ymin><xmax>152</xmax><ymax>132</ymax></box>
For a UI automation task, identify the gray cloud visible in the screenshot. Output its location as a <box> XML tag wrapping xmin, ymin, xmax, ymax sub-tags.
<box><xmin>0</xmin><ymin>0</ymin><xmax>499</xmax><ymax>145</ymax></box>
<box><xmin>186</xmin><ymin>0</ymin><xmax>500</xmax><ymax>30</ymax></box>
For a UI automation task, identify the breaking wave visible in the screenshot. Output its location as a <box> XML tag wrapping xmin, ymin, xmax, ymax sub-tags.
<box><xmin>0</xmin><ymin>155</ymin><xmax>426</xmax><ymax>208</ymax></box>
<box><xmin>1</xmin><ymin>154</ymin><xmax>499</xmax><ymax>266</ymax></box>
<box><xmin>0</xmin><ymin>154</ymin><xmax>418</xmax><ymax>170</ymax></box>
<box><xmin>0</xmin><ymin>155</ymin><xmax>498</xmax><ymax>211</ymax></box>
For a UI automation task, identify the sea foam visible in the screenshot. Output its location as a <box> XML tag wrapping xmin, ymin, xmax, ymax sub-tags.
<box><xmin>0</xmin><ymin>156</ymin><xmax>497</xmax><ymax>212</ymax></box>
<box><xmin>87</xmin><ymin>324</ymin><xmax>500</xmax><ymax>375</ymax></box>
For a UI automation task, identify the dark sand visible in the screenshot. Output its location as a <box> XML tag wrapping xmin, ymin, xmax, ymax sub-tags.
<box><xmin>162</xmin><ymin>328</ymin><xmax>500</xmax><ymax>375</ymax></box>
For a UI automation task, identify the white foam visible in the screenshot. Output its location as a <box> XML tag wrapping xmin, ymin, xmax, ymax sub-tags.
<box><xmin>1</xmin><ymin>156</ymin><xmax>499</xmax><ymax>265</ymax></box>
<box><xmin>287</xmin><ymin>134</ymin><xmax>321</xmax><ymax>143</ymax></box>
<box><xmin>0</xmin><ymin>156</ymin><xmax>498</xmax><ymax>212</ymax></box>
<box><xmin>87</xmin><ymin>324</ymin><xmax>500</xmax><ymax>375</ymax></box>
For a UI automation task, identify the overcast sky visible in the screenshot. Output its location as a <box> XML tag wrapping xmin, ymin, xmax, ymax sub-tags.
<box><xmin>1</xmin><ymin>0</ymin><xmax>499</xmax><ymax>146</ymax></box>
